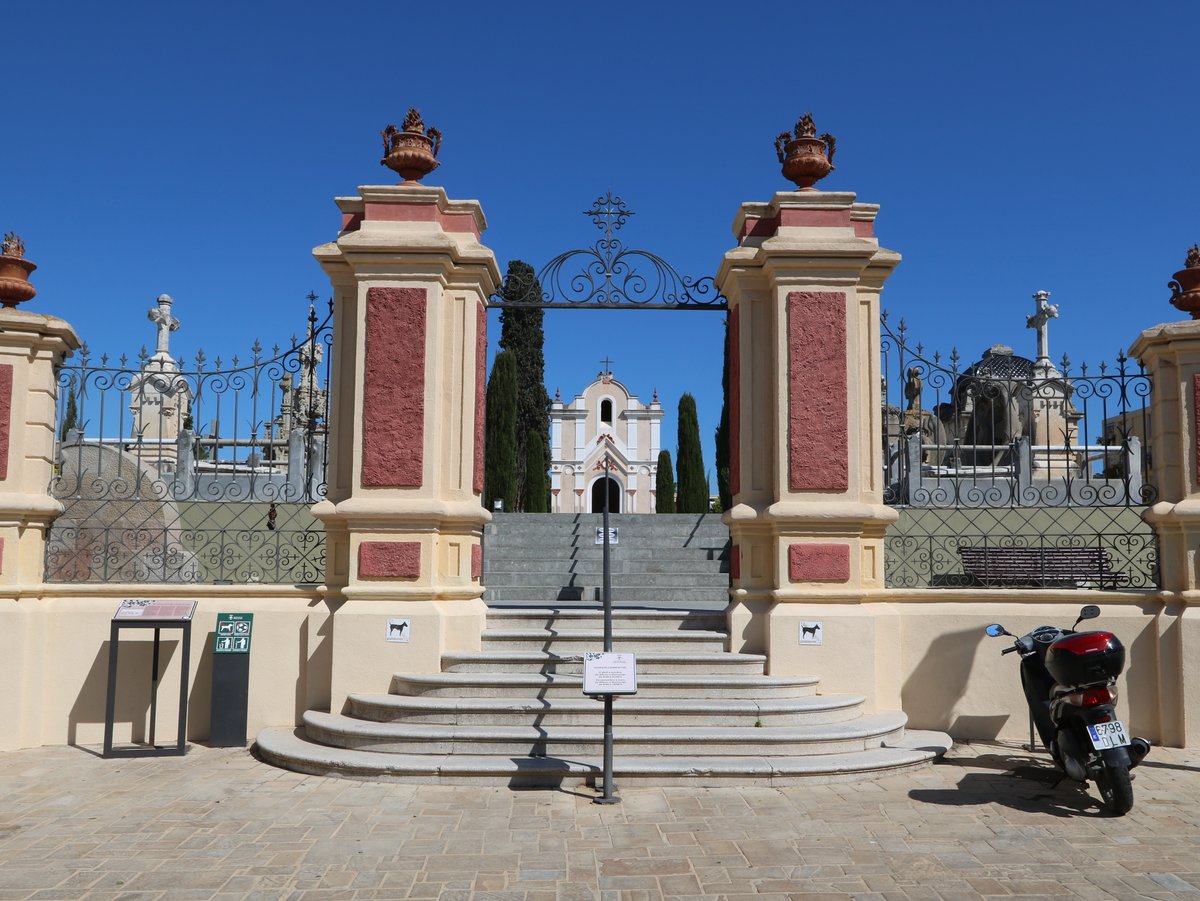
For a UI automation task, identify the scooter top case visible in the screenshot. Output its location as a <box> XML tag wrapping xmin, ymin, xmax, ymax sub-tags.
<box><xmin>1045</xmin><ymin>630</ymin><xmax>1125</xmax><ymax>687</ymax></box>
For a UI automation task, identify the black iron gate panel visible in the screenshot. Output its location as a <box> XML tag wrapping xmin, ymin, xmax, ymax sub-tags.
<box><xmin>46</xmin><ymin>300</ymin><xmax>332</xmax><ymax>584</ymax></box>
<box><xmin>880</xmin><ymin>311</ymin><xmax>1158</xmax><ymax>589</ymax></box>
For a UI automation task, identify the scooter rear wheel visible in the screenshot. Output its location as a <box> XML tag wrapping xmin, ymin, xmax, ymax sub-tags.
<box><xmin>1097</xmin><ymin>762</ymin><xmax>1134</xmax><ymax>816</ymax></box>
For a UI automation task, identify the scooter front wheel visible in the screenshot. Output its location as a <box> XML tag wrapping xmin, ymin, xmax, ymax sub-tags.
<box><xmin>1097</xmin><ymin>760</ymin><xmax>1134</xmax><ymax>816</ymax></box>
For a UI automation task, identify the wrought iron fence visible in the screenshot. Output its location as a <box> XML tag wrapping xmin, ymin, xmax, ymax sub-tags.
<box><xmin>45</xmin><ymin>299</ymin><xmax>333</xmax><ymax>584</ymax></box>
<box><xmin>881</xmin><ymin>312</ymin><xmax>1158</xmax><ymax>589</ymax></box>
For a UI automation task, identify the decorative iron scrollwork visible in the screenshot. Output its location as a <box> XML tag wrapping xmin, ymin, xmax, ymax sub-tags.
<box><xmin>491</xmin><ymin>193</ymin><xmax>727</xmax><ymax>311</ymax></box>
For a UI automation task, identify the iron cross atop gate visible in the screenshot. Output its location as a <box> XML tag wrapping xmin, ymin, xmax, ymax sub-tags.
<box><xmin>585</xmin><ymin>193</ymin><xmax>634</xmax><ymax>238</ymax></box>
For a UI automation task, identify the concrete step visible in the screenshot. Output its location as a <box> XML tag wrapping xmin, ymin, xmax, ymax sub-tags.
<box><xmin>344</xmin><ymin>693</ymin><xmax>866</xmax><ymax>727</ymax></box>
<box><xmin>389</xmin><ymin>671</ymin><xmax>820</xmax><ymax>699</ymax></box>
<box><xmin>441</xmin><ymin>651</ymin><xmax>764</xmax><ymax>675</ymax></box>
<box><xmin>484</xmin><ymin>557</ymin><xmax>729</xmax><ymax>574</ymax></box>
<box><xmin>255</xmin><ymin>727</ymin><xmax>952</xmax><ymax>787</ymax></box>
<box><xmin>483</xmin><ymin>573</ymin><xmax>729</xmax><ymax>589</ymax></box>
<box><xmin>480</xmin><ymin>628</ymin><xmax>728</xmax><ymax>653</ymax></box>
<box><xmin>484</xmin><ymin>606</ymin><xmax>726</xmax><ymax>631</ymax></box>
<box><xmin>484</xmin><ymin>586</ymin><xmax>731</xmax><ymax>604</ymax></box>
<box><xmin>301</xmin><ymin>710</ymin><xmax>909</xmax><ymax>757</ymax></box>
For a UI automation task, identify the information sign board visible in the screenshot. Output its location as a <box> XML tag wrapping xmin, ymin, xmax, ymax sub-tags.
<box><xmin>583</xmin><ymin>651</ymin><xmax>637</xmax><ymax>695</ymax></box>
<box><xmin>113</xmin><ymin>599</ymin><xmax>197</xmax><ymax>621</ymax></box>
<box><xmin>214</xmin><ymin>613</ymin><xmax>253</xmax><ymax>653</ymax></box>
<box><xmin>595</xmin><ymin>527</ymin><xmax>619</xmax><ymax>545</ymax></box>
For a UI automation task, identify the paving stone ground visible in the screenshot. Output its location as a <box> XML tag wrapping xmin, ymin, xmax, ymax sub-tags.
<box><xmin>1</xmin><ymin>741</ymin><xmax>1198</xmax><ymax>900</ymax></box>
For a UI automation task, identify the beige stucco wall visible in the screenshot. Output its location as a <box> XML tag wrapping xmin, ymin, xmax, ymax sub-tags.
<box><xmin>727</xmin><ymin>589</ymin><xmax>1190</xmax><ymax>747</ymax></box>
<box><xmin>0</xmin><ymin>586</ymin><xmax>334</xmax><ymax>752</ymax></box>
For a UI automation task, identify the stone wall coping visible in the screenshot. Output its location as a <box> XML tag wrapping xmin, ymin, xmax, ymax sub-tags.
<box><xmin>4</xmin><ymin>583</ymin><xmax>327</xmax><ymax>602</ymax></box>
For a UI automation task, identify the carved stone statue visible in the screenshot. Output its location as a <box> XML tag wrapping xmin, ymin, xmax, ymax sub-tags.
<box><xmin>1187</xmin><ymin>243</ymin><xmax>1200</xmax><ymax>269</ymax></box>
<box><xmin>904</xmin><ymin>367</ymin><xmax>923</xmax><ymax>411</ymax></box>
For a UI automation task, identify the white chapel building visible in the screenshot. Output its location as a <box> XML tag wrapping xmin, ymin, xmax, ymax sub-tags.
<box><xmin>549</xmin><ymin>368</ymin><xmax>664</xmax><ymax>514</ymax></box>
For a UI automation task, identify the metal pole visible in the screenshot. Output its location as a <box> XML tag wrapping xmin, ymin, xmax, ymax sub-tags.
<box><xmin>596</xmin><ymin>456</ymin><xmax>619</xmax><ymax>805</ymax></box>
<box><xmin>149</xmin><ymin>627</ymin><xmax>161</xmax><ymax>748</ymax></box>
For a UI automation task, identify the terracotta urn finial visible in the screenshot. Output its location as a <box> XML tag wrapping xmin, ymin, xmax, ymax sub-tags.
<box><xmin>1169</xmin><ymin>243</ymin><xmax>1200</xmax><ymax>319</ymax></box>
<box><xmin>380</xmin><ymin>107</ymin><xmax>443</xmax><ymax>184</ymax></box>
<box><xmin>774</xmin><ymin>113</ymin><xmax>837</xmax><ymax>190</ymax></box>
<box><xmin>0</xmin><ymin>231</ymin><xmax>37</xmax><ymax>308</ymax></box>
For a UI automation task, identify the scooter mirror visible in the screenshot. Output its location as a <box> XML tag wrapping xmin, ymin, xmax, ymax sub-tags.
<box><xmin>985</xmin><ymin>624</ymin><xmax>1007</xmax><ymax>637</ymax></box>
<box><xmin>1078</xmin><ymin>605</ymin><xmax>1100</xmax><ymax>621</ymax></box>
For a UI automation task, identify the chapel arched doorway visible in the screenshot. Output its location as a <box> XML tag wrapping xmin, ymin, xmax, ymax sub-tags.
<box><xmin>590</xmin><ymin>475</ymin><xmax>622</xmax><ymax>513</ymax></box>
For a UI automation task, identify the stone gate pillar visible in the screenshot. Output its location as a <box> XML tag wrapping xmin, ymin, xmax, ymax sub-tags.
<box><xmin>313</xmin><ymin>181</ymin><xmax>499</xmax><ymax>708</ymax></box>
<box><xmin>0</xmin><ymin>236</ymin><xmax>81</xmax><ymax>588</ymax></box>
<box><xmin>717</xmin><ymin>188</ymin><xmax>900</xmax><ymax>703</ymax></box>
<box><xmin>1130</xmin><ymin>250</ymin><xmax>1200</xmax><ymax>746</ymax></box>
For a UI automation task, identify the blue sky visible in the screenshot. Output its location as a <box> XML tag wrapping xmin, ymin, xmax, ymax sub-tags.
<box><xmin>4</xmin><ymin>1</ymin><xmax>1194</xmax><ymax>476</ymax></box>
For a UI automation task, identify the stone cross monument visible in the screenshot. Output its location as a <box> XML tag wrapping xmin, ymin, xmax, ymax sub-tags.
<box><xmin>147</xmin><ymin>293</ymin><xmax>180</xmax><ymax>361</ymax></box>
<box><xmin>1026</xmin><ymin>290</ymin><xmax>1058</xmax><ymax>375</ymax></box>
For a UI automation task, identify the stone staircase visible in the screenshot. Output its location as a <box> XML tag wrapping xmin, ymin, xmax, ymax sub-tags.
<box><xmin>255</xmin><ymin>604</ymin><xmax>951</xmax><ymax>786</ymax></box>
<box><xmin>481</xmin><ymin>513</ymin><xmax>731</xmax><ymax>607</ymax></box>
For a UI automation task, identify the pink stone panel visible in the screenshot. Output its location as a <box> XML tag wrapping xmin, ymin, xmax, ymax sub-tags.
<box><xmin>730</xmin><ymin>306</ymin><xmax>741</xmax><ymax>497</ymax></box>
<box><xmin>474</xmin><ymin>304</ymin><xmax>487</xmax><ymax>496</ymax></box>
<box><xmin>788</xmin><ymin>543</ymin><xmax>850</xmax><ymax>582</ymax></box>
<box><xmin>362</xmin><ymin>202</ymin><xmax>480</xmax><ymax>238</ymax></box>
<box><xmin>1194</xmin><ymin>374</ymin><xmax>1200</xmax><ymax>482</ymax></box>
<box><xmin>0</xmin><ymin>364</ymin><xmax>12</xmax><ymax>481</ymax></box>
<box><xmin>358</xmin><ymin>541</ymin><xmax>421</xmax><ymax>579</ymax></box>
<box><xmin>852</xmin><ymin>218</ymin><xmax>875</xmax><ymax>238</ymax></box>
<box><xmin>730</xmin><ymin>543</ymin><xmax>740</xmax><ymax>581</ymax></box>
<box><xmin>341</xmin><ymin>212</ymin><xmax>363</xmax><ymax>233</ymax></box>
<box><xmin>787</xmin><ymin>292</ymin><xmax>848</xmax><ymax>491</ymax></box>
<box><xmin>362</xmin><ymin>287</ymin><xmax>426</xmax><ymax>487</ymax></box>
<box><xmin>742</xmin><ymin>215</ymin><xmax>779</xmax><ymax>239</ymax></box>
<box><xmin>778</xmin><ymin>208</ymin><xmax>851</xmax><ymax>229</ymax></box>
<box><xmin>471</xmin><ymin>544</ymin><xmax>483</xmax><ymax>581</ymax></box>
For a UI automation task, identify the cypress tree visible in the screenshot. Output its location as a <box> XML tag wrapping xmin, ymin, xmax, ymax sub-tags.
<box><xmin>655</xmin><ymin>449</ymin><xmax>675</xmax><ymax>513</ymax></box>
<box><xmin>483</xmin><ymin>350</ymin><xmax>518</xmax><ymax>513</ymax></box>
<box><xmin>498</xmin><ymin>261</ymin><xmax>551</xmax><ymax>511</ymax></box>
<box><xmin>716</xmin><ymin>314</ymin><xmax>732</xmax><ymax>511</ymax></box>
<box><xmin>523</xmin><ymin>431</ymin><xmax>549</xmax><ymax>513</ymax></box>
<box><xmin>60</xmin><ymin>385</ymin><xmax>79</xmax><ymax>442</ymax></box>
<box><xmin>675</xmin><ymin>393</ymin><xmax>708</xmax><ymax>513</ymax></box>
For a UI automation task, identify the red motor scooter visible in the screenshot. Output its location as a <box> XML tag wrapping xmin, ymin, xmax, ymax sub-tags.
<box><xmin>986</xmin><ymin>605</ymin><xmax>1151</xmax><ymax>815</ymax></box>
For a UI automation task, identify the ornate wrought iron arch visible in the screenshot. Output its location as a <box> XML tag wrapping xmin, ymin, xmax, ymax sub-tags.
<box><xmin>489</xmin><ymin>193</ymin><xmax>727</xmax><ymax>311</ymax></box>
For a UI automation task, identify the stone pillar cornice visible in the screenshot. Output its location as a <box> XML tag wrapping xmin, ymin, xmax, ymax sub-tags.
<box><xmin>336</xmin><ymin>184</ymin><xmax>489</xmax><ymax>234</ymax></box>
<box><xmin>0</xmin><ymin>309</ymin><xmax>81</xmax><ymax>354</ymax></box>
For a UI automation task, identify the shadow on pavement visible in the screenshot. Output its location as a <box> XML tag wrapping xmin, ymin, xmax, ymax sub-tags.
<box><xmin>910</xmin><ymin>750</ymin><xmax>1108</xmax><ymax>818</ymax></box>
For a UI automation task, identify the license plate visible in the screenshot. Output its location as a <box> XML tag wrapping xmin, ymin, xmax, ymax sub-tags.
<box><xmin>1086</xmin><ymin>720</ymin><xmax>1130</xmax><ymax>750</ymax></box>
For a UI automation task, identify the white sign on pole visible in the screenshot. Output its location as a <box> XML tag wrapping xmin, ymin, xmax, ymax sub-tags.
<box><xmin>594</xmin><ymin>527</ymin><xmax>619</xmax><ymax>545</ymax></box>
<box><xmin>583</xmin><ymin>651</ymin><xmax>637</xmax><ymax>695</ymax></box>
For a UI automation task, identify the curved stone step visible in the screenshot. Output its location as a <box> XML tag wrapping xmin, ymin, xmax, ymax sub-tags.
<box><xmin>480</xmin><ymin>628</ymin><xmax>728</xmax><ymax>652</ymax></box>
<box><xmin>254</xmin><ymin>728</ymin><xmax>951</xmax><ymax>787</ymax></box>
<box><xmin>345</xmin><ymin>693</ymin><xmax>866</xmax><ymax>726</ymax></box>
<box><xmin>441</xmin><ymin>651</ymin><xmax>765</xmax><ymax>675</ymax></box>
<box><xmin>301</xmin><ymin>710</ymin><xmax>907</xmax><ymax>756</ymax></box>
<box><xmin>390</xmin><ymin>671</ymin><xmax>819</xmax><ymax>699</ymax></box>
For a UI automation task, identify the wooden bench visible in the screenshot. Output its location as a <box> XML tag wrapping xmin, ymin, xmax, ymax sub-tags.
<box><xmin>957</xmin><ymin>546</ymin><xmax>1128</xmax><ymax>587</ymax></box>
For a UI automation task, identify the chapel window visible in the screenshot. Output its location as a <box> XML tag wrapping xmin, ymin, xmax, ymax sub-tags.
<box><xmin>601</xmin><ymin>399</ymin><xmax>613</xmax><ymax>424</ymax></box>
